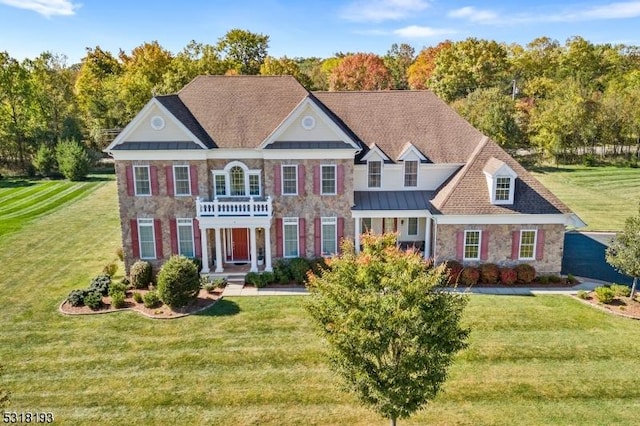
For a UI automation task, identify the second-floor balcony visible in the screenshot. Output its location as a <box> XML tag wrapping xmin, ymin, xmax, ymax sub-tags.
<box><xmin>196</xmin><ymin>196</ymin><xmax>272</xmax><ymax>218</ymax></box>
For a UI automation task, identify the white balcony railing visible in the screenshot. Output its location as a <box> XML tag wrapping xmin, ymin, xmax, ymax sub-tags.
<box><xmin>196</xmin><ymin>196</ymin><xmax>272</xmax><ymax>218</ymax></box>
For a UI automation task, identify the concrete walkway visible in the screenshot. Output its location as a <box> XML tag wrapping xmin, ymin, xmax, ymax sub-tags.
<box><xmin>222</xmin><ymin>277</ymin><xmax>605</xmax><ymax>297</ymax></box>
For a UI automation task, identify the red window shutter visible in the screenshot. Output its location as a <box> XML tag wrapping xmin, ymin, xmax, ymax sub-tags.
<box><xmin>273</xmin><ymin>165</ymin><xmax>281</xmax><ymax>196</ymax></box>
<box><xmin>480</xmin><ymin>230</ymin><xmax>489</xmax><ymax>261</ymax></box>
<box><xmin>169</xmin><ymin>219</ymin><xmax>178</xmax><ymax>254</ymax></box>
<box><xmin>193</xmin><ymin>219</ymin><xmax>202</xmax><ymax>258</ymax></box>
<box><xmin>337</xmin><ymin>217</ymin><xmax>344</xmax><ymax>252</ymax></box>
<box><xmin>511</xmin><ymin>231</ymin><xmax>520</xmax><ymax>260</ymax></box>
<box><xmin>337</xmin><ymin>164</ymin><xmax>344</xmax><ymax>195</ymax></box>
<box><xmin>166</xmin><ymin>166</ymin><xmax>174</xmax><ymax>197</ymax></box>
<box><xmin>298</xmin><ymin>164</ymin><xmax>306</xmax><ymax>195</ymax></box>
<box><xmin>190</xmin><ymin>165</ymin><xmax>199</xmax><ymax>196</ymax></box>
<box><xmin>275</xmin><ymin>218</ymin><xmax>283</xmax><ymax>257</ymax></box>
<box><xmin>154</xmin><ymin>218</ymin><xmax>163</xmax><ymax>258</ymax></box>
<box><xmin>313</xmin><ymin>165</ymin><xmax>320</xmax><ymax>195</ymax></box>
<box><xmin>456</xmin><ymin>231</ymin><xmax>464</xmax><ymax>260</ymax></box>
<box><xmin>130</xmin><ymin>219</ymin><xmax>139</xmax><ymax>259</ymax></box>
<box><xmin>535</xmin><ymin>229</ymin><xmax>545</xmax><ymax>260</ymax></box>
<box><xmin>299</xmin><ymin>218</ymin><xmax>306</xmax><ymax>257</ymax></box>
<box><xmin>150</xmin><ymin>166</ymin><xmax>159</xmax><ymax>196</ymax></box>
<box><xmin>126</xmin><ymin>166</ymin><xmax>134</xmax><ymax>196</ymax></box>
<box><xmin>314</xmin><ymin>217</ymin><xmax>321</xmax><ymax>256</ymax></box>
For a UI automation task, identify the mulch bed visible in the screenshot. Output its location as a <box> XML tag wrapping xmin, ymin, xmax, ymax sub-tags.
<box><xmin>59</xmin><ymin>288</ymin><xmax>222</xmax><ymax>319</ymax></box>
<box><xmin>574</xmin><ymin>292</ymin><xmax>640</xmax><ymax>320</ymax></box>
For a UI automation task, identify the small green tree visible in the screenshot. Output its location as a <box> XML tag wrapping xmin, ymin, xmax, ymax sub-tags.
<box><xmin>305</xmin><ymin>233</ymin><xmax>469</xmax><ymax>426</ymax></box>
<box><xmin>606</xmin><ymin>206</ymin><xmax>640</xmax><ymax>299</ymax></box>
<box><xmin>55</xmin><ymin>138</ymin><xmax>90</xmax><ymax>181</ymax></box>
<box><xmin>156</xmin><ymin>255</ymin><xmax>200</xmax><ymax>308</ymax></box>
<box><xmin>32</xmin><ymin>144</ymin><xmax>57</xmax><ymax>177</ymax></box>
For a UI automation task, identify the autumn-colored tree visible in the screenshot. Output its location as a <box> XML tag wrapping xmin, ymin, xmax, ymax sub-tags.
<box><xmin>259</xmin><ymin>56</ymin><xmax>312</xmax><ymax>88</ymax></box>
<box><xmin>383</xmin><ymin>43</ymin><xmax>415</xmax><ymax>90</ymax></box>
<box><xmin>329</xmin><ymin>53</ymin><xmax>392</xmax><ymax>91</ymax></box>
<box><xmin>407</xmin><ymin>41</ymin><xmax>451</xmax><ymax>90</ymax></box>
<box><xmin>217</xmin><ymin>29</ymin><xmax>269</xmax><ymax>75</ymax></box>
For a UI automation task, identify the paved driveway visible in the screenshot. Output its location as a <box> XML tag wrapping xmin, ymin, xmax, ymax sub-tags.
<box><xmin>562</xmin><ymin>231</ymin><xmax>632</xmax><ymax>284</ymax></box>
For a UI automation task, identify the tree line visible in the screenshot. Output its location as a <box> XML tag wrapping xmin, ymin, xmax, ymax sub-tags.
<box><xmin>1</xmin><ymin>28</ymin><xmax>639</xmax><ymax>174</ymax></box>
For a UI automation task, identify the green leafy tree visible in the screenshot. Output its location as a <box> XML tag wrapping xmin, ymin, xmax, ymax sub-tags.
<box><xmin>157</xmin><ymin>255</ymin><xmax>200</xmax><ymax>308</ymax></box>
<box><xmin>407</xmin><ymin>41</ymin><xmax>451</xmax><ymax>90</ymax></box>
<box><xmin>159</xmin><ymin>40</ymin><xmax>226</xmax><ymax>93</ymax></box>
<box><xmin>259</xmin><ymin>56</ymin><xmax>312</xmax><ymax>88</ymax></box>
<box><xmin>329</xmin><ymin>53</ymin><xmax>392</xmax><ymax>91</ymax></box>
<box><xmin>55</xmin><ymin>138</ymin><xmax>90</xmax><ymax>181</ymax></box>
<box><xmin>33</xmin><ymin>144</ymin><xmax>57</xmax><ymax>177</ymax></box>
<box><xmin>606</xmin><ymin>206</ymin><xmax>640</xmax><ymax>299</ymax></box>
<box><xmin>217</xmin><ymin>29</ymin><xmax>269</xmax><ymax>75</ymax></box>
<box><xmin>306</xmin><ymin>233</ymin><xmax>469</xmax><ymax>426</ymax></box>
<box><xmin>383</xmin><ymin>43</ymin><xmax>415</xmax><ymax>90</ymax></box>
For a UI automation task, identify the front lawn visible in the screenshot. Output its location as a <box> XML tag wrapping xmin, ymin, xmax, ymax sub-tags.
<box><xmin>2</xmin><ymin>181</ymin><xmax>640</xmax><ymax>425</ymax></box>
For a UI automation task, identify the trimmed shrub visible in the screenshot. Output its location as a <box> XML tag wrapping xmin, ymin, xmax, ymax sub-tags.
<box><xmin>566</xmin><ymin>274</ymin><xmax>578</xmax><ymax>285</ymax></box>
<box><xmin>443</xmin><ymin>260</ymin><xmax>464</xmax><ymax>285</ymax></box>
<box><xmin>274</xmin><ymin>259</ymin><xmax>292</xmax><ymax>284</ymax></box>
<box><xmin>88</xmin><ymin>274</ymin><xmax>111</xmax><ymax>296</ymax></box>
<box><xmin>103</xmin><ymin>262</ymin><xmax>118</xmax><ymax>277</ymax></box>
<box><xmin>67</xmin><ymin>289</ymin><xmax>87</xmax><ymax>307</ymax></box>
<box><xmin>143</xmin><ymin>291</ymin><xmax>161</xmax><ymax>309</ymax></box>
<box><xmin>514</xmin><ymin>264</ymin><xmax>536</xmax><ymax>284</ymax></box>
<box><xmin>245</xmin><ymin>272</ymin><xmax>262</xmax><ymax>286</ymax></box>
<box><xmin>108</xmin><ymin>281</ymin><xmax>127</xmax><ymax>297</ymax></box>
<box><xmin>55</xmin><ymin>138</ymin><xmax>90</xmax><ymax>181</ymax></box>
<box><xmin>261</xmin><ymin>271</ymin><xmax>275</xmax><ymax>285</ymax></box>
<box><xmin>33</xmin><ymin>144</ymin><xmax>57</xmax><ymax>177</ymax></box>
<box><xmin>212</xmin><ymin>277</ymin><xmax>227</xmax><ymax>289</ymax></box>
<box><xmin>190</xmin><ymin>257</ymin><xmax>203</xmax><ymax>273</ymax></box>
<box><xmin>202</xmin><ymin>281</ymin><xmax>216</xmax><ymax>293</ymax></box>
<box><xmin>156</xmin><ymin>255</ymin><xmax>200</xmax><ymax>308</ymax></box>
<box><xmin>132</xmin><ymin>292</ymin><xmax>143</xmax><ymax>303</ymax></box>
<box><xmin>595</xmin><ymin>286</ymin><xmax>615</xmax><ymax>304</ymax></box>
<box><xmin>110</xmin><ymin>290</ymin><xmax>126</xmax><ymax>309</ymax></box>
<box><xmin>537</xmin><ymin>275</ymin><xmax>550</xmax><ymax>285</ymax></box>
<box><xmin>479</xmin><ymin>263</ymin><xmax>500</xmax><ymax>284</ymax></box>
<box><xmin>289</xmin><ymin>257</ymin><xmax>311</xmax><ymax>284</ymax></box>
<box><xmin>84</xmin><ymin>291</ymin><xmax>103</xmax><ymax>310</ymax></box>
<box><xmin>254</xmin><ymin>274</ymin><xmax>268</xmax><ymax>288</ymax></box>
<box><xmin>548</xmin><ymin>274</ymin><xmax>563</xmax><ymax>284</ymax></box>
<box><xmin>500</xmin><ymin>267</ymin><xmax>517</xmax><ymax>285</ymax></box>
<box><xmin>130</xmin><ymin>260</ymin><xmax>152</xmax><ymax>289</ymax></box>
<box><xmin>577</xmin><ymin>290</ymin><xmax>589</xmax><ymax>299</ymax></box>
<box><xmin>459</xmin><ymin>266</ymin><xmax>480</xmax><ymax>286</ymax></box>
<box><xmin>611</xmin><ymin>284</ymin><xmax>631</xmax><ymax>297</ymax></box>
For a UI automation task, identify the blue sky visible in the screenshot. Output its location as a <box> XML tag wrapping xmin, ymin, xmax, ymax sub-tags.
<box><xmin>1</xmin><ymin>0</ymin><xmax>640</xmax><ymax>64</ymax></box>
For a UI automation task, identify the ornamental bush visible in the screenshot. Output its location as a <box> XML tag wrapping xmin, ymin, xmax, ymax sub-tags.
<box><xmin>83</xmin><ymin>291</ymin><xmax>103</xmax><ymax>310</ymax></box>
<box><xmin>67</xmin><ymin>289</ymin><xmax>87</xmax><ymax>307</ymax></box>
<box><xmin>610</xmin><ymin>284</ymin><xmax>631</xmax><ymax>297</ymax></box>
<box><xmin>108</xmin><ymin>281</ymin><xmax>127</xmax><ymax>297</ymax></box>
<box><xmin>443</xmin><ymin>260</ymin><xmax>464</xmax><ymax>285</ymax></box>
<box><xmin>595</xmin><ymin>286</ymin><xmax>615</xmax><ymax>304</ymax></box>
<box><xmin>261</xmin><ymin>271</ymin><xmax>275</xmax><ymax>285</ymax></box>
<box><xmin>110</xmin><ymin>290</ymin><xmax>126</xmax><ymax>309</ymax></box>
<box><xmin>103</xmin><ymin>262</ymin><xmax>118</xmax><ymax>277</ymax></box>
<box><xmin>274</xmin><ymin>259</ymin><xmax>292</xmax><ymax>284</ymax></box>
<box><xmin>289</xmin><ymin>257</ymin><xmax>311</xmax><ymax>284</ymax></box>
<box><xmin>245</xmin><ymin>272</ymin><xmax>262</xmax><ymax>286</ymax></box>
<box><xmin>88</xmin><ymin>274</ymin><xmax>111</xmax><ymax>296</ymax></box>
<box><xmin>459</xmin><ymin>266</ymin><xmax>480</xmax><ymax>286</ymax></box>
<box><xmin>132</xmin><ymin>292</ymin><xmax>143</xmax><ymax>303</ymax></box>
<box><xmin>156</xmin><ymin>255</ymin><xmax>200</xmax><ymax>308</ymax></box>
<box><xmin>479</xmin><ymin>263</ymin><xmax>500</xmax><ymax>284</ymax></box>
<box><xmin>55</xmin><ymin>138</ymin><xmax>90</xmax><ymax>181</ymax></box>
<box><xmin>130</xmin><ymin>260</ymin><xmax>152</xmax><ymax>289</ymax></box>
<box><xmin>143</xmin><ymin>291</ymin><xmax>161</xmax><ymax>308</ymax></box>
<box><xmin>514</xmin><ymin>264</ymin><xmax>536</xmax><ymax>284</ymax></box>
<box><xmin>500</xmin><ymin>267</ymin><xmax>517</xmax><ymax>285</ymax></box>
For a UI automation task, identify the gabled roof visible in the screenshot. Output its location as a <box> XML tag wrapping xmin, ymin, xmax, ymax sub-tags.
<box><xmin>431</xmin><ymin>138</ymin><xmax>572</xmax><ymax>215</ymax></box>
<box><xmin>155</xmin><ymin>95</ymin><xmax>216</xmax><ymax>149</ymax></box>
<box><xmin>177</xmin><ymin>75</ymin><xmax>310</xmax><ymax>149</ymax></box>
<box><xmin>313</xmin><ymin>90</ymin><xmax>484</xmax><ymax>163</ymax></box>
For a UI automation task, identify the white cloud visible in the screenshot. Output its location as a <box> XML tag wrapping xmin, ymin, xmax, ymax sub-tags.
<box><xmin>558</xmin><ymin>1</ymin><xmax>640</xmax><ymax>20</ymax></box>
<box><xmin>448</xmin><ymin>6</ymin><xmax>498</xmax><ymax>23</ymax></box>
<box><xmin>341</xmin><ymin>0</ymin><xmax>431</xmax><ymax>22</ymax></box>
<box><xmin>393</xmin><ymin>25</ymin><xmax>457</xmax><ymax>37</ymax></box>
<box><xmin>0</xmin><ymin>0</ymin><xmax>79</xmax><ymax>17</ymax></box>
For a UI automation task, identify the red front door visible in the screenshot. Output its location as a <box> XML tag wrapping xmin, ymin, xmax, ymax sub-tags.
<box><xmin>232</xmin><ymin>228</ymin><xmax>249</xmax><ymax>261</ymax></box>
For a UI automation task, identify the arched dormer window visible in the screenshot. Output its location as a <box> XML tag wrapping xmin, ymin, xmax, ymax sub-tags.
<box><xmin>212</xmin><ymin>161</ymin><xmax>261</xmax><ymax>198</ymax></box>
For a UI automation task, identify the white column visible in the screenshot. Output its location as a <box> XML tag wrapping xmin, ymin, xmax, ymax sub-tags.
<box><xmin>214</xmin><ymin>227</ymin><xmax>223</xmax><ymax>273</ymax></box>
<box><xmin>201</xmin><ymin>227</ymin><xmax>210</xmax><ymax>273</ymax></box>
<box><xmin>424</xmin><ymin>217</ymin><xmax>432</xmax><ymax>259</ymax></box>
<box><xmin>249</xmin><ymin>226</ymin><xmax>258</xmax><ymax>272</ymax></box>
<box><xmin>264</xmin><ymin>224</ymin><xmax>273</xmax><ymax>272</ymax></box>
<box><xmin>354</xmin><ymin>217</ymin><xmax>361</xmax><ymax>254</ymax></box>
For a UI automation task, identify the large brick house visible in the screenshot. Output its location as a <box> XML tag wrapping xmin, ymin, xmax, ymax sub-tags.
<box><xmin>106</xmin><ymin>75</ymin><xmax>584</xmax><ymax>275</ymax></box>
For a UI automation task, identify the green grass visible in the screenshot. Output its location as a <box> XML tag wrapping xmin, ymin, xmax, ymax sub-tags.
<box><xmin>530</xmin><ymin>165</ymin><xmax>640</xmax><ymax>231</ymax></box>
<box><xmin>2</xmin><ymin>180</ymin><xmax>640</xmax><ymax>425</ymax></box>
<box><xmin>0</xmin><ymin>177</ymin><xmax>106</xmax><ymax>238</ymax></box>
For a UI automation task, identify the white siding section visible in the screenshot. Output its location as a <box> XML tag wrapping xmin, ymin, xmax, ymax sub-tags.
<box><xmin>277</xmin><ymin>105</ymin><xmax>343</xmax><ymax>142</ymax></box>
<box><xmin>354</xmin><ymin>163</ymin><xmax>461</xmax><ymax>191</ymax></box>
<box><xmin>362</xmin><ymin>217</ymin><xmax>425</xmax><ymax>241</ymax></box>
<box><xmin>127</xmin><ymin>104</ymin><xmax>193</xmax><ymax>142</ymax></box>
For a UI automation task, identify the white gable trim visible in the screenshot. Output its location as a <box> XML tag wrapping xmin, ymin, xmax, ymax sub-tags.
<box><xmin>361</xmin><ymin>144</ymin><xmax>391</xmax><ymax>162</ymax></box>
<box><xmin>105</xmin><ymin>98</ymin><xmax>208</xmax><ymax>152</ymax></box>
<box><xmin>258</xmin><ymin>97</ymin><xmax>361</xmax><ymax>151</ymax></box>
<box><xmin>433</xmin><ymin>214</ymin><xmax>585</xmax><ymax>227</ymax></box>
<box><xmin>397</xmin><ymin>143</ymin><xmax>427</xmax><ymax>162</ymax></box>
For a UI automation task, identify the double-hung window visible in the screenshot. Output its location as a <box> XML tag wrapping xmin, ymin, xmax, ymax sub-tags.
<box><xmin>282</xmin><ymin>165</ymin><xmax>298</xmax><ymax>195</ymax></box>
<box><xmin>368</xmin><ymin>161</ymin><xmax>381</xmax><ymax>188</ymax></box>
<box><xmin>321</xmin><ymin>217</ymin><xmax>337</xmax><ymax>255</ymax></box>
<box><xmin>173</xmin><ymin>165</ymin><xmax>191</xmax><ymax>196</ymax></box>
<box><xmin>137</xmin><ymin>218</ymin><xmax>156</xmax><ymax>259</ymax></box>
<box><xmin>361</xmin><ymin>217</ymin><xmax>372</xmax><ymax>232</ymax></box>
<box><xmin>464</xmin><ymin>230</ymin><xmax>481</xmax><ymax>261</ymax></box>
<box><xmin>283</xmin><ymin>218</ymin><xmax>299</xmax><ymax>258</ymax></box>
<box><xmin>404</xmin><ymin>160</ymin><xmax>418</xmax><ymax>187</ymax></box>
<box><xmin>407</xmin><ymin>218</ymin><xmax>418</xmax><ymax>236</ymax></box>
<box><xmin>134</xmin><ymin>165</ymin><xmax>151</xmax><ymax>196</ymax></box>
<box><xmin>519</xmin><ymin>230</ymin><xmax>537</xmax><ymax>260</ymax></box>
<box><xmin>177</xmin><ymin>218</ymin><xmax>195</xmax><ymax>258</ymax></box>
<box><xmin>496</xmin><ymin>177</ymin><xmax>511</xmax><ymax>201</ymax></box>
<box><xmin>321</xmin><ymin>165</ymin><xmax>336</xmax><ymax>195</ymax></box>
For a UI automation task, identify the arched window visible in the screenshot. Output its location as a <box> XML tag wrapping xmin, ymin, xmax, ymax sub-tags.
<box><xmin>212</xmin><ymin>162</ymin><xmax>262</xmax><ymax>198</ymax></box>
<box><xmin>230</xmin><ymin>166</ymin><xmax>245</xmax><ymax>196</ymax></box>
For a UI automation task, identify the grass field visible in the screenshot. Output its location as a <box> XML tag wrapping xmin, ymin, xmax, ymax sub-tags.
<box><xmin>1</xmin><ymin>179</ymin><xmax>640</xmax><ymax>425</ymax></box>
<box><xmin>530</xmin><ymin>165</ymin><xmax>640</xmax><ymax>231</ymax></box>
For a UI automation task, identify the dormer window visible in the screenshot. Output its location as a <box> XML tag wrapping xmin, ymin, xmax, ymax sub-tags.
<box><xmin>483</xmin><ymin>157</ymin><xmax>517</xmax><ymax>205</ymax></box>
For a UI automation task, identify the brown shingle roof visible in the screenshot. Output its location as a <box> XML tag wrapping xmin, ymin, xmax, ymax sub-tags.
<box><xmin>313</xmin><ymin>90</ymin><xmax>484</xmax><ymax>163</ymax></box>
<box><xmin>177</xmin><ymin>75</ymin><xmax>309</xmax><ymax>149</ymax></box>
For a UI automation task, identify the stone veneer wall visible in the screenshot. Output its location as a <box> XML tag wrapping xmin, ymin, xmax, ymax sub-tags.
<box><xmin>116</xmin><ymin>160</ymin><xmax>208</xmax><ymax>273</ymax></box>
<box><xmin>435</xmin><ymin>223</ymin><xmax>565</xmax><ymax>274</ymax></box>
